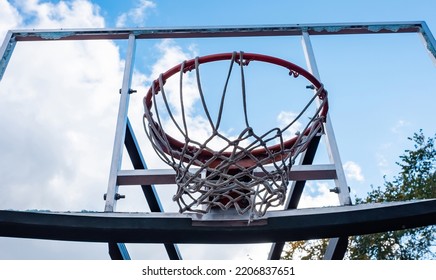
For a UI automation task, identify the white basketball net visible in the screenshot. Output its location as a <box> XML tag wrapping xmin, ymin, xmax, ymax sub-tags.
<box><xmin>143</xmin><ymin>52</ymin><xmax>328</xmax><ymax>219</ymax></box>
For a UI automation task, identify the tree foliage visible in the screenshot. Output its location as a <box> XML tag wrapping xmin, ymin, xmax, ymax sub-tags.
<box><xmin>282</xmin><ymin>130</ymin><xmax>436</xmax><ymax>260</ymax></box>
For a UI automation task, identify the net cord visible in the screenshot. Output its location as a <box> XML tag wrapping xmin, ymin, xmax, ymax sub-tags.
<box><xmin>142</xmin><ymin>52</ymin><xmax>327</xmax><ymax>218</ymax></box>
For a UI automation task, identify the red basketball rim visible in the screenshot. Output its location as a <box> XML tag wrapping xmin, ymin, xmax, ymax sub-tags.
<box><xmin>144</xmin><ymin>52</ymin><xmax>328</xmax><ymax>168</ymax></box>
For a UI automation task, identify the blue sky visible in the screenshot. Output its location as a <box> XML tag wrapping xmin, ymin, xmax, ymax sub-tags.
<box><xmin>0</xmin><ymin>0</ymin><xmax>435</xmax><ymax>260</ymax></box>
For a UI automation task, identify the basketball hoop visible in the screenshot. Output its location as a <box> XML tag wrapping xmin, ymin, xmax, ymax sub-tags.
<box><xmin>143</xmin><ymin>52</ymin><xmax>328</xmax><ymax>218</ymax></box>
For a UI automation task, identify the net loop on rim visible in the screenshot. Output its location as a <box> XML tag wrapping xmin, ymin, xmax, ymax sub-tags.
<box><xmin>143</xmin><ymin>52</ymin><xmax>328</xmax><ymax>218</ymax></box>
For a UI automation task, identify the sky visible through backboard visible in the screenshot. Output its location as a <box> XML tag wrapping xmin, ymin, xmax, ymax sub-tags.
<box><xmin>0</xmin><ymin>0</ymin><xmax>435</xmax><ymax>260</ymax></box>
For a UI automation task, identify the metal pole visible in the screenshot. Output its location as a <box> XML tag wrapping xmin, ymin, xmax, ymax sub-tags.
<box><xmin>419</xmin><ymin>21</ymin><xmax>436</xmax><ymax>64</ymax></box>
<box><xmin>0</xmin><ymin>31</ymin><xmax>16</xmax><ymax>82</ymax></box>
<box><xmin>301</xmin><ymin>31</ymin><xmax>351</xmax><ymax>206</ymax></box>
<box><xmin>301</xmin><ymin>31</ymin><xmax>351</xmax><ymax>260</ymax></box>
<box><xmin>104</xmin><ymin>33</ymin><xmax>136</xmax><ymax>212</ymax></box>
<box><xmin>124</xmin><ymin>119</ymin><xmax>182</xmax><ymax>260</ymax></box>
<box><xmin>268</xmin><ymin>136</ymin><xmax>322</xmax><ymax>260</ymax></box>
<box><xmin>6</xmin><ymin>21</ymin><xmax>426</xmax><ymax>42</ymax></box>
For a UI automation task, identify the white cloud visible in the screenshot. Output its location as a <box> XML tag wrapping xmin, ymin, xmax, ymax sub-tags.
<box><xmin>274</xmin><ymin>110</ymin><xmax>312</xmax><ymax>155</ymax></box>
<box><xmin>116</xmin><ymin>0</ymin><xmax>156</xmax><ymax>27</ymax></box>
<box><xmin>391</xmin><ymin>119</ymin><xmax>410</xmax><ymax>134</ymax></box>
<box><xmin>298</xmin><ymin>182</ymin><xmax>340</xmax><ymax>208</ymax></box>
<box><xmin>276</xmin><ymin>111</ymin><xmax>303</xmax><ymax>139</ymax></box>
<box><xmin>149</xmin><ymin>39</ymin><xmax>199</xmax><ymax>115</ymax></box>
<box><xmin>343</xmin><ymin>160</ymin><xmax>364</xmax><ymax>182</ymax></box>
<box><xmin>376</xmin><ymin>152</ymin><xmax>389</xmax><ymax>172</ymax></box>
<box><xmin>0</xmin><ymin>0</ymin><xmax>123</xmax><ymax>259</ymax></box>
<box><xmin>0</xmin><ymin>2</ymin><xmax>121</xmax><ymax>212</ymax></box>
<box><xmin>13</xmin><ymin>0</ymin><xmax>105</xmax><ymax>28</ymax></box>
<box><xmin>0</xmin><ymin>0</ymin><xmax>22</xmax><ymax>39</ymax></box>
<box><xmin>375</xmin><ymin>143</ymin><xmax>394</xmax><ymax>177</ymax></box>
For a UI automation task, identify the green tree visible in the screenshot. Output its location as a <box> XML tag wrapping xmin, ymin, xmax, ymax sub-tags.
<box><xmin>282</xmin><ymin>130</ymin><xmax>436</xmax><ymax>260</ymax></box>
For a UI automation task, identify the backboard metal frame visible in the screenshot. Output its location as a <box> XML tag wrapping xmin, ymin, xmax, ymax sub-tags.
<box><xmin>0</xmin><ymin>21</ymin><xmax>435</xmax><ymax>260</ymax></box>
